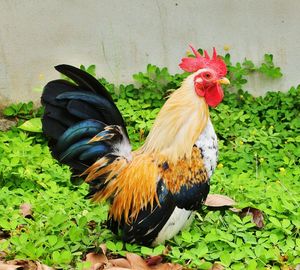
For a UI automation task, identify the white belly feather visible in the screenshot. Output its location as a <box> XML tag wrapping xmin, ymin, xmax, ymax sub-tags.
<box><xmin>195</xmin><ymin>118</ymin><xmax>218</xmax><ymax>178</ymax></box>
<box><xmin>153</xmin><ymin>118</ymin><xmax>218</xmax><ymax>245</ymax></box>
<box><xmin>152</xmin><ymin>207</ymin><xmax>193</xmax><ymax>246</ymax></box>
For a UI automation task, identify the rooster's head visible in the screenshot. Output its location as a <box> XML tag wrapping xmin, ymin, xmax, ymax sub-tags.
<box><xmin>179</xmin><ymin>45</ymin><xmax>230</xmax><ymax>107</ymax></box>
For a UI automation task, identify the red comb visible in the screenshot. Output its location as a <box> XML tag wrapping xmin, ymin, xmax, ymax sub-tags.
<box><xmin>179</xmin><ymin>45</ymin><xmax>227</xmax><ymax>77</ymax></box>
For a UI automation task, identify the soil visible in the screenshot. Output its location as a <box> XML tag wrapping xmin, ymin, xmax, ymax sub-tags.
<box><xmin>0</xmin><ymin>117</ymin><xmax>17</xmax><ymax>131</ymax></box>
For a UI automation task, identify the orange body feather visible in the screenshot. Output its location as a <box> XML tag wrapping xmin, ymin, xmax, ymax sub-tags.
<box><xmin>160</xmin><ymin>147</ymin><xmax>207</xmax><ymax>194</ymax></box>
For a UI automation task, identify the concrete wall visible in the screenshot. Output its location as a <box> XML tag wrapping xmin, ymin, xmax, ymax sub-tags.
<box><xmin>0</xmin><ymin>0</ymin><xmax>299</xmax><ymax>104</ymax></box>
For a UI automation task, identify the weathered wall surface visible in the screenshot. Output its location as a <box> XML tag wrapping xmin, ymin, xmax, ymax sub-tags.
<box><xmin>0</xmin><ymin>0</ymin><xmax>299</xmax><ymax>104</ymax></box>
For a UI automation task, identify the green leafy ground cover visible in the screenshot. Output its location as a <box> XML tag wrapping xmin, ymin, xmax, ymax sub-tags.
<box><xmin>0</xmin><ymin>52</ymin><xmax>299</xmax><ymax>269</ymax></box>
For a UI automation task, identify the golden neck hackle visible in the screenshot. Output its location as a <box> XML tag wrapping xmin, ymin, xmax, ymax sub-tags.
<box><xmin>140</xmin><ymin>76</ymin><xmax>209</xmax><ymax>163</ymax></box>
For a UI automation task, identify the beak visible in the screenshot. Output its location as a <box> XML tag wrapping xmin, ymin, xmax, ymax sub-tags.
<box><xmin>217</xmin><ymin>77</ymin><xmax>230</xmax><ymax>85</ymax></box>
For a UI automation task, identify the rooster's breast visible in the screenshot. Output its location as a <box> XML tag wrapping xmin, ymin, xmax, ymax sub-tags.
<box><xmin>152</xmin><ymin>118</ymin><xmax>218</xmax><ymax>245</ymax></box>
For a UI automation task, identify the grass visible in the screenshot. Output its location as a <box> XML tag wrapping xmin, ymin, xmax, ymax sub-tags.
<box><xmin>0</xmin><ymin>51</ymin><xmax>299</xmax><ymax>269</ymax></box>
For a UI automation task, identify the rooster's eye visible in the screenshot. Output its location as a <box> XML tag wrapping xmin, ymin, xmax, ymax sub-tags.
<box><xmin>203</xmin><ymin>73</ymin><xmax>212</xmax><ymax>79</ymax></box>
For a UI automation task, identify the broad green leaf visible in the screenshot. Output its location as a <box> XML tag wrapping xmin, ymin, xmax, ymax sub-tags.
<box><xmin>18</xmin><ymin>118</ymin><xmax>42</xmax><ymax>132</ymax></box>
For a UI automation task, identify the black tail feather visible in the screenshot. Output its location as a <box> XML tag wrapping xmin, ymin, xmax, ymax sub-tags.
<box><xmin>41</xmin><ymin>65</ymin><xmax>128</xmax><ymax>177</ymax></box>
<box><xmin>42</xmin><ymin>79</ymin><xmax>76</xmax><ymax>107</ymax></box>
<box><xmin>55</xmin><ymin>64</ymin><xmax>115</xmax><ymax>103</ymax></box>
<box><xmin>41</xmin><ymin>116</ymin><xmax>66</xmax><ymax>141</ymax></box>
<box><xmin>44</xmin><ymin>104</ymin><xmax>78</xmax><ymax>127</ymax></box>
<box><xmin>55</xmin><ymin>120</ymin><xmax>106</xmax><ymax>153</ymax></box>
<box><xmin>67</xmin><ymin>100</ymin><xmax>103</xmax><ymax>120</ymax></box>
<box><xmin>56</xmin><ymin>91</ymin><xmax>124</xmax><ymax>126</ymax></box>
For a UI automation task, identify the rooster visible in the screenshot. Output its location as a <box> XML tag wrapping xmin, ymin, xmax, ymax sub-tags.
<box><xmin>41</xmin><ymin>46</ymin><xmax>229</xmax><ymax>246</ymax></box>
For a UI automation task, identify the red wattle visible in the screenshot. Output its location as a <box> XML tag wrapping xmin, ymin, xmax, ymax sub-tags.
<box><xmin>204</xmin><ymin>84</ymin><xmax>224</xmax><ymax>107</ymax></box>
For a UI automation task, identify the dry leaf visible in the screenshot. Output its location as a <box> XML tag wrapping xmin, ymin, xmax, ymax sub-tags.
<box><xmin>229</xmin><ymin>207</ymin><xmax>242</xmax><ymax>213</ymax></box>
<box><xmin>126</xmin><ymin>253</ymin><xmax>151</xmax><ymax>270</ymax></box>
<box><xmin>204</xmin><ymin>194</ymin><xmax>236</xmax><ymax>207</ymax></box>
<box><xmin>20</xmin><ymin>203</ymin><xmax>33</xmax><ymax>218</ymax></box>
<box><xmin>0</xmin><ymin>262</ymin><xmax>20</xmax><ymax>270</ymax></box>
<box><xmin>85</xmin><ymin>252</ymin><xmax>108</xmax><ymax>270</ymax></box>
<box><xmin>0</xmin><ymin>260</ymin><xmax>53</xmax><ymax>270</ymax></box>
<box><xmin>151</xmin><ymin>263</ymin><xmax>182</xmax><ymax>270</ymax></box>
<box><xmin>145</xmin><ymin>256</ymin><xmax>163</xmax><ymax>266</ymax></box>
<box><xmin>83</xmin><ymin>244</ymin><xmax>183</xmax><ymax>270</ymax></box>
<box><xmin>108</xmin><ymin>267</ymin><xmax>131</xmax><ymax>270</ymax></box>
<box><xmin>0</xmin><ymin>251</ymin><xmax>7</xmax><ymax>260</ymax></box>
<box><xmin>100</xmin><ymin>244</ymin><xmax>107</xmax><ymax>255</ymax></box>
<box><xmin>35</xmin><ymin>261</ymin><xmax>53</xmax><ymax>270</ymax></box>
<box><xmin>280</xmin><ymin>254</ymin><xmax>289</xmax><ymax>262</ymax></box>
<box><xmin>162</xmin><ymin>245</ymin><xmax>171</xmax><ymax>256</ymax></box>
<box><xmin>240</xmin><ymin>207</ymin><xmax>264</xmax><ymax>228</ymax></box>
<box><xmin>210</xmin><ymin>262</ymin><xmax>224</xmax><ymax>270</ymax></box>
<box><xmin>109</xmin><ymin>258</ymin><xmax>131</xmax><ymax>268</ymax></box>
